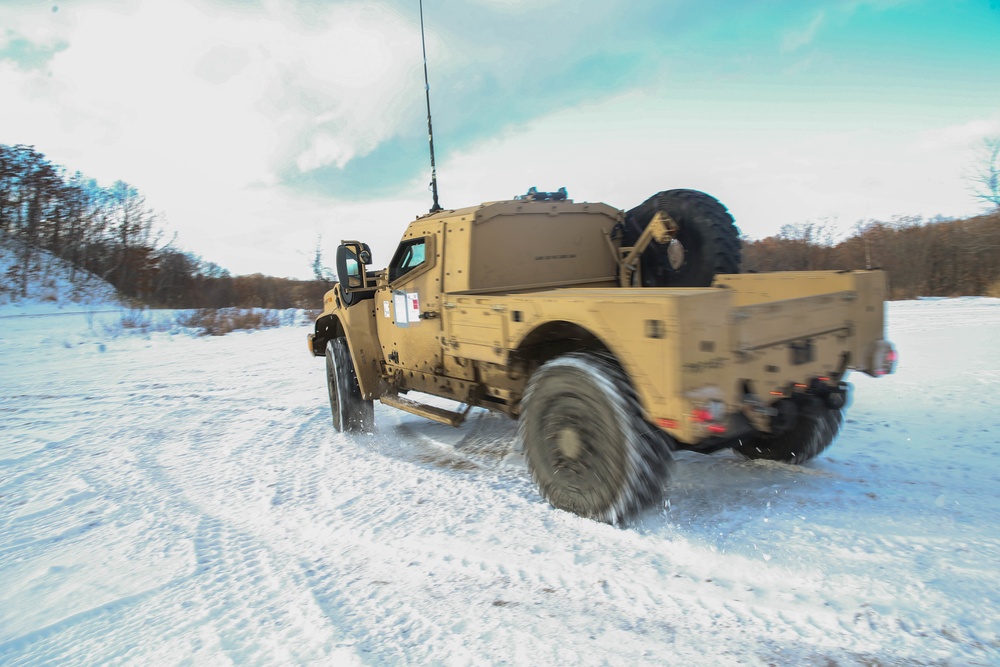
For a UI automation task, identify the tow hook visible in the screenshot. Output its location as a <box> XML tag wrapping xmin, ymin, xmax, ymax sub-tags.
<box><xmin>809</xmin><ymin>377</ymin><xmax>851</xmax><ymax>410</ymax></box>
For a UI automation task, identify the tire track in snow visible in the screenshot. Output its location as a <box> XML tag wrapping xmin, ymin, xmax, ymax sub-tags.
<box><xmin>3</xmin><ymin>316</ymin><xmax>999</xmax><ymax>665</ymax></box>
<box><xmin>202</xmin><ymin>382</ymin><xmax>999</xmax><ymax>664</ymax></box>
<box><xmin>271</xmin><ymin>415</ymin><xmax>921</xmax><ymax>664</ymax></box>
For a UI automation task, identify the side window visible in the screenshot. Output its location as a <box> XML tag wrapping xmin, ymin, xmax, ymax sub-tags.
<box><xmin>389</xmin><ymin>238</ymin><xmax>427</xmax><ymax>282</ymax></box>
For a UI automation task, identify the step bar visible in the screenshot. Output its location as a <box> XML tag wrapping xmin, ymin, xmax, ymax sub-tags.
<box><xmin>379</xmin><ymin>394</ymin><xmax>472</xmax><ymax>427</ymax></box>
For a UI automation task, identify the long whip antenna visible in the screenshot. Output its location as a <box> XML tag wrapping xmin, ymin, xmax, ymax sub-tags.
<box><xmin>419</xmin><ymin>0</ymin><xmax>442</xmax><ymax>213</ymax></box>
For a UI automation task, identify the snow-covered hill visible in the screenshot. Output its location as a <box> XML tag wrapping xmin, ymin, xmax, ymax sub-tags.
<box><xmin>0</xmin><ymin>237</ymin><xmax>121</xmax><ymax>315</ymax></box>
<box><xmin>1</xmin><ymin>299</ymin><xmax>998</xmax><ymax>666</ymax></box>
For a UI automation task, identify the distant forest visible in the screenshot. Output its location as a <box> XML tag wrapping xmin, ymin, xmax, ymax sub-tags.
<box><xmin>2</xmin><ymin>143</ymin><xmax>999</xmax><ymax>306</ymax></box>
<box><xmin>741</xmin><ymin>210</ymin><xmax>1000</xmax><ymax>299</ymax></box>
<box><xmin>0</xmin><ymin>144</ymin><xmax>328</xmax><ymax>308</ymax></box>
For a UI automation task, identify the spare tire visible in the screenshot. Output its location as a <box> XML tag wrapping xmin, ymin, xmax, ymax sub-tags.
<box><xmin>623</xmin><ymin>189</ymin><xmax>740</xmax><ymax>287</ymax></box>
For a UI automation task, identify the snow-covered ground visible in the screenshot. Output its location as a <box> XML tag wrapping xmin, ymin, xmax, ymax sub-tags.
<box><xmin>1</xmin><ymin>298</ymin><xmax>999</xmax><ymax>666</ymax></box>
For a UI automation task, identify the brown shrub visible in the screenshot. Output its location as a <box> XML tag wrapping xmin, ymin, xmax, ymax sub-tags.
<box><xmin>177</xmin><ymin>308</ymin><xmax>281</xmax><ymax>336</ymax></box>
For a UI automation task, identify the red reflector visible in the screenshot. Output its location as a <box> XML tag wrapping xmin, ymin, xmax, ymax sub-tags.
<box><xmin>657</xmin><ymin>418</ymin><xmax>679</xmax><ymax>429</ymax></box>
<box><xmin>794</xmin><ymin>383</ymin><xmax>807</xmax><ymax>389</ymax></box>
<box><xmin>770</xmin><ymin>390</ymin><xmax>783</xmax><ymax>396</ymax></box>
<box><xmin>690</xmin><ymin>408</ymin><xmax>713</xmax><ymax>423</ymax></box>
<box><xmin>707</xmin><ymin>424</ymin><xmax>727</xmax><ymax>435</ymax></box>
<box><xmin>818</xmin><ymin>376</ymin><xmax>830</xmax><ymax>382</ymax></box>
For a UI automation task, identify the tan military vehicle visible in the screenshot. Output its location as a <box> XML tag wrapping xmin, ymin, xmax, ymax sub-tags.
<box><xmin>307</xmin><ymin>188</ymin><xmax>897</xmax><ymax>523</ymax></box>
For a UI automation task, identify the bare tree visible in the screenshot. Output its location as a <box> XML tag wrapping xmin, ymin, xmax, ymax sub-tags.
<box><xmin>311</xmin><ymin>235</ymin><xmax>335</xmax><ymax>284</ymax></box>
<box><xmin>969</xmin><ymin>137</ymin><xmax>1000</xmax><ymax>210</ymax></box>
<box><xmin>104</xmin><ymin>180</ymin><xmax>157</xmax><ymax>292</ymax></box>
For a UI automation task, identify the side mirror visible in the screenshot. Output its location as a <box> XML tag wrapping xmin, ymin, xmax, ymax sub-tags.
<box><xmin>336</xmin><ymin>242</ymin><xmax>369</xmax><ymax>291</ymax></box>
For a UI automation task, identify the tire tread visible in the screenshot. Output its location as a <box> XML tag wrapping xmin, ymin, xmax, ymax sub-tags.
<box><xmin>519</xmin><ymin>351</ymin><xmax>673</xmax><ymax>523</ymax></box>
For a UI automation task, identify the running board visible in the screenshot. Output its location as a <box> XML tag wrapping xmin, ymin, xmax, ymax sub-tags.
<box><xmin>379</xmin><ymin>394</ymin><xmax>472</xmax><ymax>427</ymax></box>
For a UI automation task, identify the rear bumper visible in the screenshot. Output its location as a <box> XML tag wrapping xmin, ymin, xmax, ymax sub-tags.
<box><xmin>674</xmin><ymin>377</ymin><xmax>852</xmax><ymax>454</ymax></box>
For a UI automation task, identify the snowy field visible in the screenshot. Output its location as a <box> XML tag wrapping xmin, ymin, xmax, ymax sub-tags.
<box><xmin>1</xmin><ymin>298</ymin><xmax>999</xmax><ymax>666</ymax></box>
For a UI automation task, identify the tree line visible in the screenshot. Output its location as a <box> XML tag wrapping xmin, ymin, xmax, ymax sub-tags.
<box><xmin>0</xmin><ymin>144</ymin><xmax>328</xmax><ymax>308</ymax></box>
<box><xmin>5</xmin><ymin>143</ymin><xmax>999</xmax><ymax>306</ymax></box>
<box><xmin>741</xmin><ymin>210</ymin><xmax>1000</xmax><ymax>299</ymax></box>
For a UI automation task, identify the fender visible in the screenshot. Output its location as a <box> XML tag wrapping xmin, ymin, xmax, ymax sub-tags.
<box><xmin>313</xmin><ymin>285</ymin><xmax>383</xmax><ymax>400</ymax></box>
<box><xmin>511</xmin><ymin>318</ymin><xmax>657</xmax><ymax>420</ymax></box>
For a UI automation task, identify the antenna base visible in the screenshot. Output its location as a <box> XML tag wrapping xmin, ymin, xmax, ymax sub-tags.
<box><xmin>515</xmin><ymin>187</ymin><xmax>569</xmax><ymax>202</ymax></box>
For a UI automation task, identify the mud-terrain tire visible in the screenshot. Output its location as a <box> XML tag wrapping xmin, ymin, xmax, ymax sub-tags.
<box><xmin>734</xmin><ymin>395</ymin><xmax>843</xmax><ymax>464</ymax></box>
<box><xmin>326</xmin><ymin>338</ymin><xmax>374</xmax><ymax>433</ymax></box>
<box><xmin>519</xmin><ymin>352</ymin><xmax>673</xmax><ymax>523</ymax></box>
<box><xmin>623</xmin><ymin>189</ymin><xmax>740</xmax><ymax>287</ymax></box>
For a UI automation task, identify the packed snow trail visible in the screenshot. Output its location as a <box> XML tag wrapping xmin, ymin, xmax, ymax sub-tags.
<box><xmin>1</xmin><ymin>301</ymin><xmax>999</xmax><ymax>666</ymax></box>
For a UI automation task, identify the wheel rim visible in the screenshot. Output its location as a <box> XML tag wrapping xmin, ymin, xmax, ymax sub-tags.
<box><xmin>555</xmin><ymin>426</ymin><xmax>583</xmax><ymax>460</ymax></box>
<box><xmin>672</xmin><ymin>224</ymin><xmax>704</xmax><ymax>282</ymax></box>
<box><xmin>533</xmin><ymin>387</ymin><xmax>625</xmax><ymax>514</ymax></box>
<box><xmin>666</xmin><ymin>239</ymin><xmax>685</xmax><ymax>270</ymax></box>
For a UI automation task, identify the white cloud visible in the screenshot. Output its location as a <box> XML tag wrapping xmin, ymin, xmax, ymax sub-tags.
<box><xmin>0</xmin><ymin>0</ymin><xmax>432</xmax><ymax>276</ymax></box>
<box><xmin>430</xmin><ymin>89</ymin><xmax>986</xmax><ymax>246</ymax></box>
<box><xmin>295</xmin><ymin>132</ymin><xmax>357</xmax><ymax>172</ymax></box>
<box><xmin>0</xmin><ymin>0</ymin><xmax>993</xmax><ymax>277</ymax></box>
<box><xmin>55</xmin><ymin>2</ymin><xmax>420</xmax><ymax>180</ymax></box>
<box><xmin>465</xmin><ymin>0</ymin><xmax>558</xmax><ymax>10</ymax></box>
<box><xmin>781</xmin><ymin>11</ymin><xmax>825</xmax><ymax>52</ymax></box>
<box><xmin>915</xmin><ymin>118</ymin><xmax>1000</xmax><ymax>152</ymax></box>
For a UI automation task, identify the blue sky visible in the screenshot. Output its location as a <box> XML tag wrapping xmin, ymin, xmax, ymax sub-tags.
<box><xmin>1</xmin><ymin>0</ymin><xmax>998</xmax><ymax>278</ymax></box>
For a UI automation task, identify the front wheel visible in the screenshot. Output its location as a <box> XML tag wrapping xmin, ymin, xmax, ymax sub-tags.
<box><xmin>326</xmin><ymin>338</ymin><xmax>374</xmax><ymax>433</ymax></box>
<box><xmin>518</xmin><ymin>352</ymin><xmax>673</xmax><ymax>523</ymax></box>
<box><xmin>734</xmin><ymin>395</ymin><xmax>843</xmax><ymax>464</ymax></box>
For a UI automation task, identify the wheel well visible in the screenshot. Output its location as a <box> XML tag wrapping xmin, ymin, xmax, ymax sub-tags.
<box><xmin>512</xmin><ymin>321</ymin><xmax>611</xmax><ymax>372</ymax></box>
<box><xmin>312</xmin><ymin>314</ymin><xmax>344</xmax><ymax>356</ymax></box>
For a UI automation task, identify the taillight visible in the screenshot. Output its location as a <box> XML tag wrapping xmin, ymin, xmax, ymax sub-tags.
<box><xmin>691</xmin><ymin>407</ymin><xmax>713</xmax><ymax>423</ymax></box>
<box><xmin>689</xmin><ymin>399</ymin><xmax>727</xmax><ymax>435</ymax></box>
<box><xmin>869</xmin><ymin>340</ymin><xmax>898</xmax><ymax>377</ymax></box>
